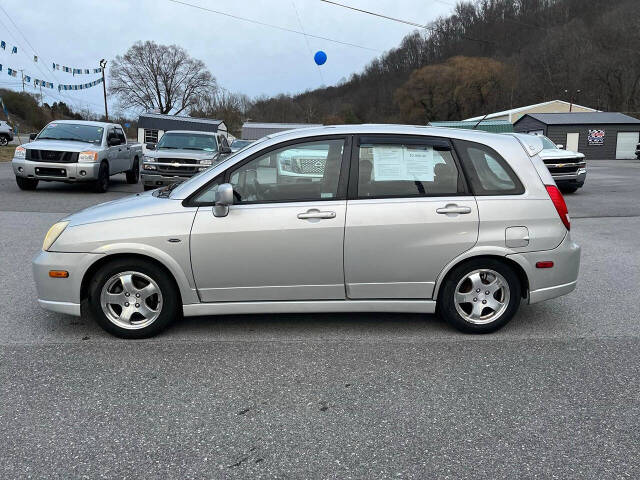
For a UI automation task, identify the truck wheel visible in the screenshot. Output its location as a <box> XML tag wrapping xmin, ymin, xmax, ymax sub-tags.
<box><xmin>88</xmin><ymin>258</ymin><xmax>179</xmax><ymax>338</ymax></box>
<box><xmin>93</xmin><ymin>162</ymin><xmax>109</xmax><ymax>193</ymax></box>
<box><xmin>559</xmin><ymin>185</ymin><xmax>579</xmax><ymax>194</ymax></box>
<box><xmin>16</xmin><ymin>176</ymin><xmax>39</xmax><ymax>190</ymax></box>
<box><xmin>438</xmin><ymin>258</ymin><xmax>522</xmax><ymax>334</ymax></box>
<box><xmin>0</xmin><ymin>134</ymin><xmax>9</xmax><ymax>146</ymax></box>
<box><xmin>126</xmin><ymin>158</ymin><xmax>140</xmax><ymax>184</ymax></box>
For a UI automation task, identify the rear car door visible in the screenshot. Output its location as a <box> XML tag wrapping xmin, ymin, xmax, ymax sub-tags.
<box><xmin>189</xmin><ymin>136</ymin><xmax>350</xmax><ymax>302</ymax></box>
<box><xmin>344</xmin><ymin>135</ymin><xmax>479</xmax><ymax>299</ymax></box>
<box><xmin>115</xmin><ymin>126</ymin><xmax>129</xmax><ymax>172</ymax></box>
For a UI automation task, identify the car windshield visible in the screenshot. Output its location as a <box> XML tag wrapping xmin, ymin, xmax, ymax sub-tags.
<box><xmin>168</xmin><ymin>135</ymin><xmax>271</xmax><ymax>198</ymax></box>
<box><xmin>539</xmin><ymin>136</ymin><xmax>558</xmax><ymax>150</ymax></box>
<box><xmin>157</xmin><ymin>133</ymin><xmax>218</xmax><ymax>151</ymax></box>
<box><xmin>37</xmin><ymin>123</ymin><xmax>104</xmax><ymax>144</ymax></box>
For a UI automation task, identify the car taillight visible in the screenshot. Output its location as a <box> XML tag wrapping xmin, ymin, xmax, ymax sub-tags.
<box><xmin>545</xmin><ymin>185</ymin><xmax>570</xmax><ymax>230</ymax></box>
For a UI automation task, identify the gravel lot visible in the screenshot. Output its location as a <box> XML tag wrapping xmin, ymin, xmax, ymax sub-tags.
<box><xmin>1</xmin><ymin>160</ymin><xmax>639</xmax><ymax>479</ymax></box>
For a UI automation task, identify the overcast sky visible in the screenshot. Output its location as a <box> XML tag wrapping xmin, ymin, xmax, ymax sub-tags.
<box><xmin>0</xmin><ymin>0</ymin><xmax>453</xmax><ymax>116</ymax></box>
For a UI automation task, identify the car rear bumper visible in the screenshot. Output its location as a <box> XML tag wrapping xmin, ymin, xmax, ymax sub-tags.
<box><xmin>33</xmin><ymin>250</ymin><xmax>104</xmax><ymax>316</ymax></box>
<box><xmin>507</xmin><ymin>232</ymin><xmax>581</xmax><ymax>304</ymax></box>
<box><xmin>13</xmin><ymin>158</ymin><xmax>101</xmax><ymax>181</ymax></box>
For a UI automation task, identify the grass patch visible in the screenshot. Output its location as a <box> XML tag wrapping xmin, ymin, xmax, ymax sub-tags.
<box><xmin>0</xmin><ymin>146</ymin><xmax>16</xmax><ymax>162</ymax></box>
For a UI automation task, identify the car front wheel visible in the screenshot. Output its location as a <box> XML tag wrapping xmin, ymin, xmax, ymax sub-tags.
<box><xmin>88</xmin><ymin>258</ymin><xmax>179</xmax><ymax>338</ymax></box>
<box><xmin>438</xmin><ymin>259</ymin><xmax>521</xmax><ymax>333</ymax></box>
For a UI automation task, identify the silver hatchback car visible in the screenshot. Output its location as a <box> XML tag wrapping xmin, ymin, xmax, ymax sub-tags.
<box><xmin>33</xmin><ymin>125</ymin><xmax>580</xmax><ymax>338</ymax></box>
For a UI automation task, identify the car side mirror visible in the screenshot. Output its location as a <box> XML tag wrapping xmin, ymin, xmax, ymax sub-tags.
<box><xmin>556</xmin><ymin>144</ymin><xmax>564</xmax><ymax>149</ymax></box>
<box><xmin>213</xmin><ymin>183</ymin><xmax>234</xmax><ymax>217</ymax></box>
<box><xmin>108</xmin><ymin>135</ymin><xmax>120</xmax><ymax>146</ymax></box>
<box><xmin>220</xmin><ymin>145</ymin><xmax>231</xmax><ymax>154</ymax></box>
<box><xmin>146</xmin><ymin>142</ymin><xmax>156</xmax><ymax>150</ymax></box>
<box><xmin>29</xmin><ymin>133</ymin><xmax>37</xmax><ymax>141</ymax></box>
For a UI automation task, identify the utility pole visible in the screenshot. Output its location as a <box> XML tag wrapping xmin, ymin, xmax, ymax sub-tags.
<box><xmin>565</xmin><ymin>89</ymin><xmax>582</xmax><ymax>112</ymax></box>
<box><xmin>100</xmin><ymin>59</ymin><xmax>108</xmax><ymax>121</ymax></box>
<box><xmin>19</xmin><ymin>69</ymin><xmax>25</xmax><ymax>92</ymax></box>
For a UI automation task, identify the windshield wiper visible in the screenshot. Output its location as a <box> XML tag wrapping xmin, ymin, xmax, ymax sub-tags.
<box><xmin>156</xmin><ymin>182</ymin><xmax>180</xmax><ymax>198</ymax></box>
<box><xmin>158</xmin><ymin>146</ymin><xmax>177</xmax><ymax>149</ymax></box>
<box><xmin>181</xmin><ymin>147</ymin><xmax>206</xmax><ymax>151</ymax></box>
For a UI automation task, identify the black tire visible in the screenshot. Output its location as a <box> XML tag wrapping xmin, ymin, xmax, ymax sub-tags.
<box><xmin>143</xmin><ymin>185</ymin><xmax>156</xmax><ymax>191</ymax></box>
<box><xmin>93</xmin><ymin>162</ymin><xmax>109</xmax><ymax>193</ymax></box>
<box><xmin>0</xmin><ymin>134</ymin><xmax>9</xmax><ymax>146</ymax></box>
<box><xmin>126</xmin><ymin>157</ymin><xmax>140</xmax><ymax>184</ymax></box>
<box><xmin>559</xmin><ymin>185</ymin><xmax>579</xmax><ymax>194</ymax></box>
<box><xmin>88</xmin><ymin>258</ymin><xmax>179</xmax><ymax>339</ymax></box>
<box><xmin>438</xmin><ymin>258</ymin><xmax>522</xmax><ymax>334</ymax></box>
<box><xmin>16</xmin><ymin>176</ymin><xmax>38</xmax><ymax>190</ymax></box>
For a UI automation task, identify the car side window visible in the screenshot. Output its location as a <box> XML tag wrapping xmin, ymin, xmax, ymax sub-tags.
<box><xmin>357</xmin><ymin>138</ymin><xmax>464</xmax><ymax>198</ymax></box>
<box><xmin>228</xmin><ymin>139</ymin><xmax>345</xmax><ymax>204</ymax></box>
<box><xmin>454</xmin><ymin>139</ymin><xmax>524</xmax><ymax>195</ymax></box>
<box><xmin>107</xmin><ymin>127</ymin><xmax>119</xmax><ymax>146</ymax></box>
<box><xmin>116</xmin><ymin>127</ymin><xmax>126</xmax><ymax>144</ymax></box>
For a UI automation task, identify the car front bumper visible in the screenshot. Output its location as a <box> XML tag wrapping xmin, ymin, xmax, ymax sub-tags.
<box><xmin>553</xmin><ymin>167</ymin><xmax>587</xmax><ymax>186</ymax></box>
<box><xmin>33</xmin><ymin>250</ymin><xmax>104</xmax><ymax>316</ymax></box>
<box><xmin>507</xmin><ymin>232</ymin><xmax>581</xmax><ymax>304</ymax></box>
<box><xmin>13</xmin><ymin>158</ymin><xmax>101</xmax><ymax>181</ymax></box>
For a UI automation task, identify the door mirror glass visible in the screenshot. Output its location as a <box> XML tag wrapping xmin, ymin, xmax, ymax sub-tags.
<box><xmin>146</xmin><ymin>142</ymin><xmax>156</xmax><ymax>150</ymax></box>
<box><xmin>213</xmin><ymin>183</ymin><xmax>234</xmax><ymax>217</ymax></box>
<box><xmin>29</xmin><ymin>133</ymin><xmax>37</xmax><ymax>141</ymax></box>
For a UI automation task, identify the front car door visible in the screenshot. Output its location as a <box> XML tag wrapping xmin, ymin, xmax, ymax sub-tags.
<box><xmin>189</xmin><ymin>136</ymin><xmax>350</xmax><ymax>302</ymax></box>
<box><xmin>344</xmin><ymin>135</ymin><xmax>479</xmax><ymax>299</ymax></box>
<box><xmin>105</xmin><ymin>127</ymin><xmax>120</xmax><ymax>172</ymax></box>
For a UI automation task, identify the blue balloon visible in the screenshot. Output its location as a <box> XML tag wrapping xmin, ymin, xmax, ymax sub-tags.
<box><xmin>314</xmin><ymin>50</ymin><xmax>327</xmax><ymax>66</ymax></box>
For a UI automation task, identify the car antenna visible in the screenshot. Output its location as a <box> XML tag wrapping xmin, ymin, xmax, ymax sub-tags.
<box><xmin>473</xmin><ymin>113</ymin><xmax>489</xmax><ymax>130</ymax></box>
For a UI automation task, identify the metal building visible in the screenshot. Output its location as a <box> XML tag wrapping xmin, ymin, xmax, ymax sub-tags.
<box><xmin>241</xmin><ymin>122</ymin><xmax>322</xmax><ymax>140</ymax></box>
<box><xmin>514</xmin><ymin>112</ymin><xmax>640</xmax><ymax>159</ymax></box>
<box><xmin>430</xmin><ymin>120</ymin><xmax>514</xmax><ymax>134</ymax></box>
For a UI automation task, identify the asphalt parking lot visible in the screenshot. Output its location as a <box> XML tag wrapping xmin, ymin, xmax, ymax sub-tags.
<box><xmin>1</xmin><ymin>160</ymin><xmax>639</xmax><ymax>479</ymax></box>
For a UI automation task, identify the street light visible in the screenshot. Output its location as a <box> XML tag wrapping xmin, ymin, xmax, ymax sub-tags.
<box><xmin>100</xmin><ymin>59</ymin><xmax>108</xmax><ymax>121</ymax></box>
<box><xmin>565</xmin><ymin>89</ymin><xmax>582</xmax><ymax>112</ymax></box>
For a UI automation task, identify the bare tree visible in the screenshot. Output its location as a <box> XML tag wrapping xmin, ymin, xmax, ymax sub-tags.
<box><xmin>191</xmin><ymin>88</ymin><xmax>253</xmax><ymax>136</ymax></box>
<box><xmin>109</xmin><ymin>41</ymin><xmax>215</xmax><ymax>115</ymax></box>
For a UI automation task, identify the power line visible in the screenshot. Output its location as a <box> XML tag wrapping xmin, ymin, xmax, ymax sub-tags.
<box><xmin>165</xmin><ymin>0</ymin><xmax>380</xmax><ymax>52</ymax></box>
<box><xmin>319</xmin><ymin>0</ymin><xmax>498</xmax><ymax>45</ymax></box>
<box><xmin>0</xmin><ymin>7</ymin><xmax>105</xmax><ymax>111</ymax></box>
<box><xmin>291</xmin><ymin>0</ymin><xmax>325</xmax><ymax>85</ymax></box>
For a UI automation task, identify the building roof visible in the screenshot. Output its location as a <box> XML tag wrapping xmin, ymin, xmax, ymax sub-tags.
<box><xmin>464</xmin><ymin>100</ymin><xmax>598</xmax><ymax>122</ymax></box>
<box><xmin>138</xmin><ymin>113</ymin><xmax>226</xmax><ymax>133</ymax></box>
<box><xmin>516</xmin><ymin>112</ymin><xmax>640</xmax><ymax>125</ymax></box>
<box><xmin>430</xmin><ymin>120</ymin><xmax>513</xmax><ymax>133</ymax></box>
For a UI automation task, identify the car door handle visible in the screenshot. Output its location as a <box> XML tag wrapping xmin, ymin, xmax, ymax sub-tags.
<box><xmin>436</xmin><ymin>204</ymin><xmax>472</xmax><ymax>215</ymax></box>
<box><xmin>297</xmin><ymin>210</ymin><xmax>336</xmax><ymax>219</ymax></box>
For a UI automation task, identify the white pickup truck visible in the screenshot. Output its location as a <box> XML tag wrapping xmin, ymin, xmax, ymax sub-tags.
<box><xmin>12</xmin><ymin>120</ymin><xmax>142</xmax><ymax>192</ymax></box>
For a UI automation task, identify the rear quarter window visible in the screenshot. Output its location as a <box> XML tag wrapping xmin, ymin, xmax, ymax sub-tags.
<box><xmin>454</xmin><ymin>139</ymin><xmax>524</xmax><ymax>195</ymax></box>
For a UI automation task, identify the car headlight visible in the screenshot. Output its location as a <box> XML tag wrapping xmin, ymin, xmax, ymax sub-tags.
<box><xmin>14</xmin><ymin>146</ymin><xmax>26</xmax><ymax>159</ymax></box>
<box><xmin>78</xmin><ymin>151</ymin><xmax>98</xmax><ymax>162</ymax></box>
<box><xmin>42</xmin><ymin>221</ymin><xmax>69</xmax><ymax>251</ymax></box>
<box><xmin>143</xmin><ymin>155</ymin><xmax>156</xmax><ymax>162</ymax></box>
<box><xmin>199</xmin><ymin>159</ymin><xmax>213</xmax><ymax>165</ymax></box>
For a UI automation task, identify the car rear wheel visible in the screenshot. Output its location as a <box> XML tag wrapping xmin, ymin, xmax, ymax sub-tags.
<box><xmin>126</xmin><ymin>158</ymin><xmax>140</xmax><ymax>184</ymax></box>
<box><xmin>88</xmin><ymin>258</ymin><xmax>179</xmax><ymax>338</ymax></box>
<box><xmin>16</xmin><ymin>176</ymin><xmax>39</xmax><ymax>190</ymax></box>
<box><xmin>93</xmin><ymin>162</ymin><xmax>109</xmax><ymax>193</ymax></box>
<box><xmin>438</xmin><ymin>259</ymin><xmax>521</xmax><ymax>333</ymax></box>
<box><xmin>0</xmin><ymin>134</ymin><xmax>9</xmax><ymax>146</ymax></box>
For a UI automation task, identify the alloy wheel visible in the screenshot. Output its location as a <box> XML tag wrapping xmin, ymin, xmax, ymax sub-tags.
<box><xmin>100</xmin><ymin>271</ymin><xmax>163</xmax><ymax>329</ymax></box>
<box><xmin>454</xmin><ymin>269</ymin><xmax>510</xmax><ymax>325</ymax></box>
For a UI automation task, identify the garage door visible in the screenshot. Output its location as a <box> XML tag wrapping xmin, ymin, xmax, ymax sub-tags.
<box><xmin>616</xmin><ymin>132</ymin><xmax>639</xmax><ymax>159</ymax></box>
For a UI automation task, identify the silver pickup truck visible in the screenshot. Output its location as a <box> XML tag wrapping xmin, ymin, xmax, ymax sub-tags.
<box><xmin>141</xmin><ymin>130</ymin><xmax>231</xmax><ymax>190</ymax></box>
<box><xmin>12</xmin><ymin>120</ymin><xmax>142</xmax><ymax>192</ymax></box>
